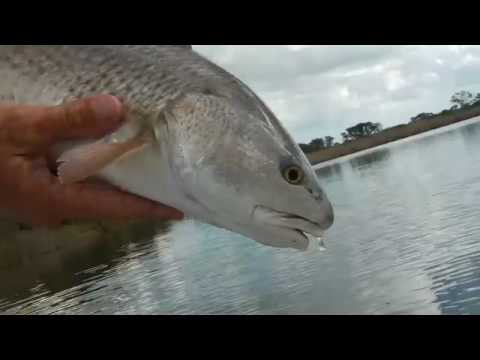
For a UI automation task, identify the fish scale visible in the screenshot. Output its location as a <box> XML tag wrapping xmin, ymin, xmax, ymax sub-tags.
<box><xmin>1</xmin><ymin>46</ymin><xmax>186</xmax><ymax>109</ymax></box>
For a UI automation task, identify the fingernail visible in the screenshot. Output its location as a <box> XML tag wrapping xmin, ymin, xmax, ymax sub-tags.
<box><xmin>172</xmin><ymin>210</ymin><xmax>185</xmax><ymax>221</ymax></box>
<box><xmin>157</xmin><ymin>209</ymin><xmax>184</xmax><ymax>221</ymax></box>
<box><xmin>90</xmin><ymin>95</ymin><xmax>123</xmax><ymax>123</ymax></box>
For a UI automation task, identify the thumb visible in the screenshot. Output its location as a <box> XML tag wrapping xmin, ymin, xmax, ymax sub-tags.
<box><xmin>12</xmin><ymin>95</ymin><xmax>125</xmax><ymax>150</ymax></box>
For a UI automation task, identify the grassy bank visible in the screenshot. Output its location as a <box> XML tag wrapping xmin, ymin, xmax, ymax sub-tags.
<box><xmin>306</xmin><ymin>105</ymin><xmax>480</xmax><ymax>165</ymax></box>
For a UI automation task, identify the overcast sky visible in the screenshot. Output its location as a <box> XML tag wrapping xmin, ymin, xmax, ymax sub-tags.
<box><xmin>194</xmin><ymin>45</ymin><xmax>480</xmax><ymax>144</ymax></box>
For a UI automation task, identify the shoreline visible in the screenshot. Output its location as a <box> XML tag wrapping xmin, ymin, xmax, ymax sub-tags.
<box><xmin>306</xmin><ymin>105</ymin><xmax>480</xmax><ymax>166</ymax></box>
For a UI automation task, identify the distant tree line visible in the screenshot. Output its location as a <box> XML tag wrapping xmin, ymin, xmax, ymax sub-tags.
<box><xmin>410</xmin><ymin>90</ymin><xmax>480</xmax><ymax>124</ymax></box>
<box><xmin>341</xmin><ymin>122</ymin><xmax>383</xmax><ymax>142</ymax></box>
<box><xmin>299</xmin><ymin>90</ymin><xmax>480</xmax><ymax>154</ymax></box>
<box><xmin>299</xmin><ymin>122</ymin><xmax>383</xmax><ymax>153</ymax></box>
<box><xmin>299</xmin><ymin>136</ymin><xmax>336</xmax><ymax>153</ymax></box>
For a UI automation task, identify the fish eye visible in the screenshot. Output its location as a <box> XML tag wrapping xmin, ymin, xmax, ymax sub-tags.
<box><xmin>282</xmin><ymin>165</ymin><xmax>304</xmax><ymax>185</ymax></box>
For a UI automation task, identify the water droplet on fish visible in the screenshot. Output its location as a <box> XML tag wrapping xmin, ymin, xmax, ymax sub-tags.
<box><xmin>318</xmin><ymin>237</ymin><xmax>327</xmax><ymax>251</ymax></box>
<box><xmin>305</xmin><ymin>234</ymin><xmax>327</xmax><ymax>253</ymax></box>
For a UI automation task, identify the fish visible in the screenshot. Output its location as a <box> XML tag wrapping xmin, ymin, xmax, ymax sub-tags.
<box><xmin>0</xmin><ymin>45</ymin><xmax>334</xmax><ymax>251</ymax></box>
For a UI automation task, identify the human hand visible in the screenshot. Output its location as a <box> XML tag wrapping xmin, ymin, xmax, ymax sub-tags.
<box><xmin>0</xmin><ymin>95</ymin><xmax>184</xmax><ymax>227</ymax></box>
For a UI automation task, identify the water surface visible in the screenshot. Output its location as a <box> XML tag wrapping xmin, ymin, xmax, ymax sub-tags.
<box><xmin>2</xmin><ymin>118</ymin><xmax>480</xmax><ymax>315</ymax></box>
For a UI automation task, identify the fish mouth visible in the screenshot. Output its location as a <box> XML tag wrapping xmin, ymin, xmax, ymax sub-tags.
<box><xmin>281</xmin><ymin>214</ymin><xmax>327</xmax><ymax>251</ymax></box>
<box><xmin>284</xmin><ymin>214</ymin><xmax>325</xmax><ymax>236</ymax></box>
<box><xmin>252</xmin><ymin>206</ymin><xmax>328</xmax><ymax>251</ymax></box>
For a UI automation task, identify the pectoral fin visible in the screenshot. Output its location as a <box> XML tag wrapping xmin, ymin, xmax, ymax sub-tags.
<box><xmin>57</xmin><ymin>138</ymin><xmax>149</xmax><ymax>184</ymax></box>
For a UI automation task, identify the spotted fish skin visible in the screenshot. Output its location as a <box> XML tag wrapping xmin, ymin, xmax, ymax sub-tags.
<box><xmin>0</xmin><ymin>45</ymin><xmax>334</xmax><ymax>251</ymax></box>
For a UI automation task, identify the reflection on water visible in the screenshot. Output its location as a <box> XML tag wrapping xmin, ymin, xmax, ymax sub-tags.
<box><xmin>2</xmin><ymin>118</ymin><xmax>480</xmax><ymax>314</ymax></box>
<box><xmin>348</xmin><ymin>148</ymin><xmax>391</xmax><ymax>170</ymax></box>
<box><xmin>315</xmin><ymin>163</ymin><xmax>343</xmax><ymax>180</ymax></box>
<box><xmin>0</xmin><ymin>220</ymin><xmax>170</xmax><ymax>314</ymax></box>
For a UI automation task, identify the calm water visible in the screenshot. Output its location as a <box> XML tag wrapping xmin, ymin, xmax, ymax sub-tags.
<box><xmin>2</xmin><ymin>118</ymin><xmax>480</xmax><ymax>315</ymax></box>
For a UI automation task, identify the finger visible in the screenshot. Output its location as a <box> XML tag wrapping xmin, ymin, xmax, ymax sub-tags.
<box><xmin>4</xmin><ymin>161</ymin><xmax>184</xmax><ymax>226</ymax></box>
<box><xmin>54</xmin><ymin>183</ymin><xmax>185</xmax><ymax>223</ymax></box>
<box><xmin>4</xmin><ymin>95</ymin><xmax>125</xmax><ymax>151</ymax></box>
<box><xmin>46</xmin><ymin>95</ymin><xmax>125</xmax><ymax>142</ymax></box>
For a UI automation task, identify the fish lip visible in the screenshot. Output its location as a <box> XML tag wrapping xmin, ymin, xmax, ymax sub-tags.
<box><xmin>276</xmin><ymin>211</ymin><xmax>327</xmax><ymax>236</ymax></box>
<box><xmin>252</xmin><ymin>205</ymin><xmax>326</xmax><ymax>242</ymax></box>
<box><xmin>293</xmin><ymin>228</ymin><xmax>309</xmax><ymax>240</ymax></box>
<box><xmin>289</xmin><ymin>221</ymin><xmax>324</xmax><ymax>245</ymax></box>
<box><xmin>284</xmin><ymin>214</ymin><xmax>324</xmax><ymax>230</ymax></box>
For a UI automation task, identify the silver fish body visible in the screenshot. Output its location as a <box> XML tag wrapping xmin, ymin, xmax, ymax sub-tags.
<box><xmin>0</xmin><ymin>45</ymin><xmax>334</xmax><ymax>251</ymax></box>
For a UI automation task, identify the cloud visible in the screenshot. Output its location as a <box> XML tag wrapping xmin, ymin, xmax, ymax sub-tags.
<box><xmin>193</xmin><ymin>45</ymin><xmax>480</xmax><ymax>143</ymax></box>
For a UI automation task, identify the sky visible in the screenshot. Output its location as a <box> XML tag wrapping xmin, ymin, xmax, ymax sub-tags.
<box><xmin>194</xmin><ymin>45</ymin><xmax>480</xmax><ymax>144</ymax></box>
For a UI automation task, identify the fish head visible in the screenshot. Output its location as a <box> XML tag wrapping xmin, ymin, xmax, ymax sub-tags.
<box><xmin>166</xmin><ymin>92</ymin><xmax>334</xmax><ymax>251</ymax></box>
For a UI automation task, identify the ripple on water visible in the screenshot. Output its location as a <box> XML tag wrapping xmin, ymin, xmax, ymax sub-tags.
<box><xmin>2</xmin><ymin>119</ymin><xmax>480</xmax><ymax>314</ymax></box>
